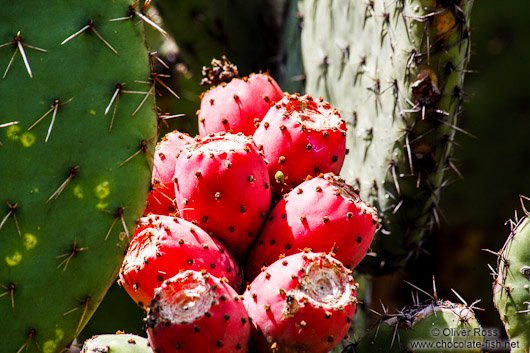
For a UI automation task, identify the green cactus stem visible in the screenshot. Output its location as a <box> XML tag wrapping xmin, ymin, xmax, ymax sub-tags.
<box><xmin>493</xmin><ymin>211</ymin><xmax>530</xmax><ymax>352</ymax></box>
<box><xmin>0</xmin><ymin>1</ymin><xmax>158</xmax><ymax>352</ymax></box>
<box><xmin>354</xmin><ymin>298</ymin><xmax>483</xmax><ymax>352</ymax></box>
<box><xmin>283</xmin><ymin>0</ymin><xmax>474</xmax><ymax>274</ymax></box>
<box><xmin>81</xmin><ymin>333</ymin><xmax>151</xmax><ymax>353</ymax></box>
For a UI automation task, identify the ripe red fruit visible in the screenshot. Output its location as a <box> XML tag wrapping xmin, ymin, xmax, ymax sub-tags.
<box><xmin>146</xmin><ymin>270</ymin><xmax>251</xmax><ymax>353</ymax></box>
<box><xmin>145</xmin><ymin>130</ymin><xmax>194</xmax><ymax>216</ymax></box>
<box><xmin>243</xmin><ymin>252</ymin><xmax>357</xmax><ymax>353</ymax></box>
<box><xmin>245</xmin><ymin>173</ymin><xmax>378</xmax><ymax>281</ymax></box>
<box><xmin>174</xmin><ymin>132</ymin><xmax>271</xmax><ymax>258</ymax></box>
<box><xmin>119</xmin><ymin>215</ymin><xmax>243</xmax><ymax>309</ymax></box>
<box><xmin>253</xmin><ymin>94</ymin><xmax>347</xmax><ymax>196</ymax></box>
<box><xmin>198</xmin><ymin>74</ymin><xmax>283</xmax><ymax>137</ymax></box>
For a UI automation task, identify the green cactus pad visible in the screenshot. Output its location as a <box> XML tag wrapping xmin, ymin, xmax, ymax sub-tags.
<box><xmin>285</xmin><ymin>0</ymin><xmax>473</xmax><ymax>273</ymax></box>
<box><xmin>493</xmin><ymin>214</ymin><xmax>530</xmax><ymax>352</ymax></box>
<box><xmin>0</xmin><ymin>1</ymin><xmax>157</xmax><ymax>352</ymax></box>
<box><xmin>354</xmin><ymin>299</ymin><xmax>483</xmax><ymax>352</ymax></box>
<box><xmin>81</xmin><ymin>333</ymin><xmax>151</xmax><ymax>353</ymax></box>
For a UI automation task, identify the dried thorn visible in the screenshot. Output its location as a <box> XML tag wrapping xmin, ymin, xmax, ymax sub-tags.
<box><xmin>403</xmin><ymin>280</ymin><xmax>434</xmax><ymax>300</ymax></box>
<box><xmin>0</xmin><ymin>202</ymin><xmax>21</xmax><ymax>238</ymax></box>
<box><xmin>450</xmin><ymin>288</ymin><xmax>468</xmax><ymax>307</ymax></box>
<box><xmin>432</xmin><ymin>116</ymin><xmax>477</xmax><ymax>139</ymax></box>
<box><xmin>158</xmin><ymin>113</ymin><xmax>185</xmax><ymax>120</ymax></box>
<box><xmin>91</xmin><ymin>26</ymin><xmax>119</xmax><ymax>56</ymax></box>
<box><xmin>3</xmin><ymin>45</ymin><xmax>18</xmax><ymax>80</ymax></box>
<box><xmin>520</xmin><ymin>195</ymin><xmax>530</xmax><ymax>217</ymax></box>
<box><xmin>56</xmin><ymin>237</ymin><xmax>88</xmax><ymax>272</ymax></box>
<box><xmin>131</xmin><ymin>85</ymin><xmax>154</xmax><ymax>117</ymax></box>
<box><xmin>47</xmin><ymin>166</ymin><xmax>79</xmax><ymax>202</ymax></box>
<box><xmin>150</xmin><ymin>51</ymin><xmax>170</xmax><ymax>69</ymax></box>
<box><xmin>392</xmin><ymin>199</ymin><xmax>403</xmax><ymax>215</ymax></box>
<box><xmin>62</xmin><ymin>20</ymin><xmax>118</xmax><ymax>56</ymax></box>
<box><xmin>135</xmin><ymin>11</ymin><xmax>168</xmax><ymax>39</ymax></box>
<box><xmin>118</xmin><ymin>139</ymin><xmax>150</xmax><ymax>168</ymax></box>
<box><xmin>0</xmin><ymin>121</ymin><xmax>19</xmax><ymax>128</ymax></box>
<box><xmin>16</xmin><ymin>329</ymin><xmax>40</xmax><ymax>353</ymax></box>
<box><xmin>103</xmin><ymin>207</ymin><xmax>129</xmax><ymax>240</ymax></box>
<box><xmin>447</xmin><ymin>158</ymin><xmax>464</xmax><ymax>180</ymax></box>
<box><xmin>152</xmin><ymin>73</ymin><xmax>179</xmax><ymax>98</ymax></box>
<box><xmin>28</xmin><ymin>97</ymin><xmax>73</xmax><ymax>142</ymax></box>
<box><xmin>63</xmin><ymin>296</ymin><xmax>91</xmax><ymax>336</ymax></box>
<box><xmin>1</xmin><ymin>32</ymin><xmax>48</xmax><ymax>79</ymax></box>
<box><xmin>482</xmin><ymin>248</ymin><xmax>500</xmax><ymax>257</ymax></box>
<box><xmin>0</xmin><ymin>282</ymin><xmax>16</xmax><ymax>316</ymax></box>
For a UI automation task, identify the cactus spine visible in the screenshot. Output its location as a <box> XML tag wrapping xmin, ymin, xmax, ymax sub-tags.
<box><xmin>354</xmin><ymin>299</ymin><xmax>483</xmax><ymax>352</ymax></box>
<box><xmin>493</xmin><ymin>213</ymin><xmax>530</xmax><ymax>352</ymax></box>
<box><xmin>284</xmin><ymin>0</ymin><xmax>473</xmax><ymax>273</ymax></box>
<box><xmin>0</xmin><ymin>1</ymin><xmax>157</xmax><ymax>352</ymax></box>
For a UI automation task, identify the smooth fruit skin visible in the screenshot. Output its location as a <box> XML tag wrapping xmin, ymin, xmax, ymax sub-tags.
<box><xmin>174</xmin><ymin>132</ymin><xmax>271</xmax><ymax>259</ymax></box>
<box><xmin>145</xmin><ymin>130</ymin><xmax>194</xmax><ymax>216</ymax></box>
<box><xmin>81</xmin><ymin>333</ymin><xmax>151</xmax><ymax>353</ymax></box>
<box><xmin>146</xmin><ymin>270</ymin><xmax>251</xmax><ymax>353</ymax></box>
<box><xmin>245</xmin><ymin>173</ymin><xmax>378</xmax><ymax>281</ymax></box>
<box><xmin>198</xmin><ymin>73</ymin><xmax>283</xmax><ymax>137</ymax></box>
<box><xmin>119</xmin><ymin>215</ymin><xmax>243</xmax><ymax>309</ymax></box>
<box><xmin>253</xmin><ymin>94</ymin><xmax>347</xmax><ymax>196</ymax></box>
<box><xmin>244</xmin><ymin>252</ymin><xmax>357</xmax><ymax>353</ymax></box>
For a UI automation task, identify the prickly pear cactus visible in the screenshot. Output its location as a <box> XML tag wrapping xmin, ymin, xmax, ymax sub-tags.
<box><xmin>354</xmin><ymin>299</ymin><xmax>483</xmax><ymax>352</ymax></box>
<box><xmin>285</xmin><ymin>0</ymin><xmax>473</xmax><ymax>273</ymax></box>
<box><xmin>493</xmin><ymin>213</ymin><xmax>530</xmax><ymax>352</ymax></box>
<box><xmin>0</xmin><ymin>1</ymin><xmax>157</xmax><ymax>352</ymax></box>
<box><xmin>82</xmin><ymin>333</ymin><xmax>151</xmax><ymax>353</ymax></box>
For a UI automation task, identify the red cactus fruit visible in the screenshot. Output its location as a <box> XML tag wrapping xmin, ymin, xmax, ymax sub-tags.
<box><xmin>198</xmin><ymin>73</ymin><xmax>283</xmax><ymax>137</ymax></box>
<box><xmin>145</xmin><ymin>130</ymin><xmax>195</xmax><ymax>216</ymax></box>
<box><xmin>146</xmin><ymin>270</ymin><xmax>251</xmax><ymax>353</ymax></box>
<box><xmin>245</xmin><ymin>173</ymin><xmax>378</xmax><ymax>281</ymax></box>
<box><xmin>174</xmin><ymin>132</ymin><xmax>271</xmax><ymax>259</ymax></box>
<box><xmin>243</xmin><ymin>252</ymin><xmax>357</xmax><ymax>353</ymax></box>
<box><xmin>119</xmin><ymin>215</ymin><xmax>243</xmax><ymax>309</ymax></box>
<box><xmin>253</xmin><ymin>94</ymin><xmax>347</xmax><ymax>196</ymax></box>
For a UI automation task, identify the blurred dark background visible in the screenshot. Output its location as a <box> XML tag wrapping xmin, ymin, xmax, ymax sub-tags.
<box><xmin>80</xmin><ymin>0</ymin><xmax>530</xmax><ymax>347</ymax></box>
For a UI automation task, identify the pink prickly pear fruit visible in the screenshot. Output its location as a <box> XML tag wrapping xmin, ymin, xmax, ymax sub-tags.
<box><xmin>146</xmin><ymin>270</ymin><xmax>251</xmax><ymax>353</ymax></box>
<box><xmin>198</xmin><ymin>73</ymin><xmax>283</xmax><ymax>137</ymax></box>
<box><xmin>243</xmin><ymin>251</ymin><xmax>357</xmax><ymax>353</ymax></box>
<box><xmin>253</xmin><ymin>94</ymin><xmax>347</xmax><ymax>196</ymax></box>
<box><xmin>119</xmin><ymin>215</ymin><xmax>243</xmax><ymax>309</ymax></box>
<box><xmin>174</xmin><ymin>132</ymin><xmax>271</xmax><ymax>259</ymax></box>
<box><xmin>245</xmin><ymin>173</ymin><xmax>378</xmax><ymax>281</ymax></box>
<box><xmin>144</xmin><ymin>131</ymin><xmax>195</xmax><ymax>216</ymax></box>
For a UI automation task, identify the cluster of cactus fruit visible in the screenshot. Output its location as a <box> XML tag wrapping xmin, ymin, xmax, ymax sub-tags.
<box><xmin>117</xmin><ymin>65</ymin><xmax>379</xmax><ymax>353</ymax></box>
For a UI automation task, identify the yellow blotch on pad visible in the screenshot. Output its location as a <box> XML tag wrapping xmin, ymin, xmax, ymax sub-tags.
<box><xmin>20</xmin><ymin>132</ymin><xmax>36</xmax><ymax>147</ymax></box>
<box><xmin>23</xmin><ymin>233</ymin><xmax>37</xmax><ymax>250</ymax></box>
<box><xmin>5</xmin><ymin>251</ymin><xmax>22</xmax><ymax>266</ymax></box>
<box><xmin>94</xmin><ymin>181</ymin><xmax>110</xmax><ymax>199</ymax></box>
<box><xmin>73</xmin><ymin>185</ymin><xmax>84</xmax><ymax>199</ymax></box>
<box><xmin>6</xmin><ymin>125</ymin><xmax>21</xmax><ymax>140</ymax></box>
<box><xmin>43</xmin><ymin>329</ymin><xmax>64</xmax><ymax>353</ymax></box>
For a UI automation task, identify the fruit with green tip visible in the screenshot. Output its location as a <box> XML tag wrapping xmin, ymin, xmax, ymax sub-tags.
<box><xmin>243</xmin><ymin>251</ymin><xmax>357</xmax><ymax>353</ymax></box>
<box><xmin>253</xmin><ymin>94</ymin><xmax>347</xmax><ymax>197</ymax></box>
<box><xmin>146</xmin><ymin>270</ymin><xmax>251</xmax><ymax>353</ymax></box>
<box><xmin>119</xmin><ymin>214</ymin><xmax>243</xmax><ymax>309</ymax></box>
<box><xmin>81</xmin><ymin>333</ymin><xmax>151</xmax><ymax>353</ymax></box>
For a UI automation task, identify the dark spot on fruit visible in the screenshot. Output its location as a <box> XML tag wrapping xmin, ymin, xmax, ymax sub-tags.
<box><xmin>187</xmin><ymin>259</ymin><xmax>194</xmax><ymax>265</ymax></box>
<box><xmin>356</xmin><ymin>236</ymin><xmax>362</xmax><ymax>243</ymax></box>
<box><xmin>332</xmin><ymin>155</ymin><xmax>338</xmax><ymax>162</ymax></box>
<box><xmin>215</xmin><ymin>192</ymin><xmax>221</xmax><ymax>200</ymax></box>
<box><xmin>285</xmin><ymin>244</ymin><xmax>291</xmax><ymax>250</ymax></box>
<box><xmin>229</xmin><ymin>227</ymin><xmax>234</xmax><ymax>232</ymax></box>
<box><xmin>279</xmin><ymin>156</ymin><xmax>286</xmax><ymax>164</ymax></box>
